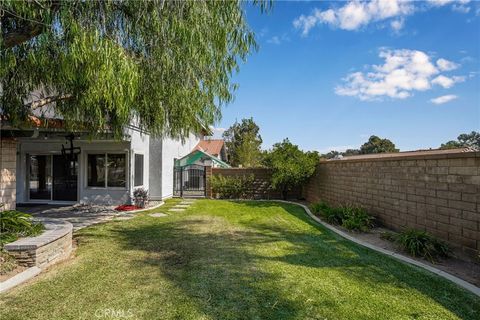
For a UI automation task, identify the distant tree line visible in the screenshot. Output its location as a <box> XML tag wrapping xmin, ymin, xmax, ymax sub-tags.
<box><xmin>322</xmin><ymin>135</ymin><xmax>399</xmax><ymax>159</ymax></box>
<box><xmin>439</xmin><ymin>131</ymin><xmax>479</xmax><ymax>150</ymax></box>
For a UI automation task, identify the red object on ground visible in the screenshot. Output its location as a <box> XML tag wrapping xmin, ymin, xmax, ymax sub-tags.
<box><xmin>115</xmin><ymin>205</ymin><xmax>141</xmax><ymax>211</ymax></box>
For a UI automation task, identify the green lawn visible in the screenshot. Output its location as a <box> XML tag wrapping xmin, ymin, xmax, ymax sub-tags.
<box><xmin>1</xmin><ymin>199</ymin><xmax>478</xmax><ymax>319</ymax></box>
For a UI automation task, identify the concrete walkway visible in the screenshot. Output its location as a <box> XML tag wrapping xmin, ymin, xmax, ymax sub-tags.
<box><xmin>22</xmin><ymin>204</ymin><xmax>134</xmax><ymax>231</ymax></box>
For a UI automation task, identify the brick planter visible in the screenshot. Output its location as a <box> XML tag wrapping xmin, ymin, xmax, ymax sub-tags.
<box><xmin>4</xmin><ymin>218</ymin><xmax>73</xmax><ymax>269</ymax></box>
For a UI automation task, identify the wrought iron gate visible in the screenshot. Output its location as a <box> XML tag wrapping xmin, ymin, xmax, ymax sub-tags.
<box><xmin>173</xmin><ymin>164</ymin><xmax>206</xmax><ymax>197</ymax></box>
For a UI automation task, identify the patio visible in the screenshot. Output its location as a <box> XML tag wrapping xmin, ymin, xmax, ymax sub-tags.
<box><xmin>18</xmin><ymin>204</ymin><xmax>134</xmax><ymax>231</ymax></box>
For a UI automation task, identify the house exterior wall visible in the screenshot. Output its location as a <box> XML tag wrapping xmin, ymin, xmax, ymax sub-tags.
<box><xmin>129</xmin><ymin>129</ymin><xmax>150</xmax><ymax>194</ymax></box>
<box><xmin>159</xmin><ymin>133</ymin><xmax>201</xmax><ymax>199</ymax></box>
<box><xmin>303</xmin><ymin>152</ymin><xmax>480</xmax><ymax>258</ymax></box>
<box><xmin>148</xmin><ymin>138</ymin><xmax>163</xmax><ymax>200</ymax></box>
<box><xmin>0</xmin><ymin>138</ymin><xmax>17</xmax><ymax>210</ymax></box>
<box><xmin>16</xmin><ymin>139</ymin><xmax>134</xmax><ymax>205</ymax></box>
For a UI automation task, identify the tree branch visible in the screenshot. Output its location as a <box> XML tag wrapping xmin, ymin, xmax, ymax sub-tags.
<box><xmin>3</xmin><ymin>23</ymin><xmax>44</xmax><ymax>49</ymax></box>
<box><xmin>27</xmin><ymin>94</ymin><xmax>73</xmax><ymax>110</ymax></box>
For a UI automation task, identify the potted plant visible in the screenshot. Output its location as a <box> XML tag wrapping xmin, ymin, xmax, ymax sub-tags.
<box><xmin>133</xmin><ymin>188</ymin><xmax>149</xmax><ymax>208</ymax></box>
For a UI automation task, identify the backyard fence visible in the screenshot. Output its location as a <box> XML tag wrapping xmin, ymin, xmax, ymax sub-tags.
<box><xmin>303</xmin><ymin>150</ymin><xmax>480</xmax><ymax>258</ymax></box>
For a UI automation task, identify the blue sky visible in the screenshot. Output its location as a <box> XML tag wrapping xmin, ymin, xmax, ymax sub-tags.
<box><xmin>214</xmin><ymin>0</ymin><xmax>480</xmax><ymax>153</ymax></box>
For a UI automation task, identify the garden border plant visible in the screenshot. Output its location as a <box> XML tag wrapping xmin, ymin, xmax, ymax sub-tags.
<box><xmin>0</xmin><ymin>210</ymin><xmax>44</xmax><ymax>247</ymax></box>
<box><xmin>310</xmin><ymin>201</ymin><xmax>375</xmax><ymax>232</ymax></box>
<box><xmin>381</xmin><ymin>229</ymin><xmax>451</xmax><ymax>263</ymax></box>
<box><xmin>0</xmin><ymin>210</ymin><xmax>45</xmax><ymax>276</ymax></box>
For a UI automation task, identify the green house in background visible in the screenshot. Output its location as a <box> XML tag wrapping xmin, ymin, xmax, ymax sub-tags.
<box><xmin>174</xmin><ymin>149</ymin><xmax>231</xmax><ymax>168</ymax></box>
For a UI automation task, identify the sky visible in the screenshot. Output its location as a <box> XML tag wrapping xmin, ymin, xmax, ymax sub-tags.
<box><xmin>213</xmin><ymin>0</ymin><xmax>480</xmax><ymax>153</ymax></box>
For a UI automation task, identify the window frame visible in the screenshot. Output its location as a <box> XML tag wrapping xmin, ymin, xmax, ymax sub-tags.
<box><xmin>85</xmin><ymin>152</ymin><xmax>128</xmax><ymax>190</ymax></box>
<box><xmin>134</xmin><ymin>153</ymin><xmax>144</xmax><ymax>187</ymax></box>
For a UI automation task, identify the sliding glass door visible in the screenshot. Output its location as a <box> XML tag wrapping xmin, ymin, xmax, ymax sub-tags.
<box><xmin>28</xmin><ymin>154</ymin><xmax>78</xmax><ymax>201</ymax></box>
<box><xmin>29</xmin><ymin>155</ymin><xmax>52</xmax><ymax>200</ymax></box>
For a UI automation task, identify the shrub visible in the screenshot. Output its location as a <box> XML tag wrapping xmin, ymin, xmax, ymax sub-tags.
<box><xmin>133</xmin><ymin>188</ymin><xmax>149</xmax><ymax>208</ymax></box>
<box><xmin>310</xmin><ymin>201</ymin><xmax>329</xmax><ymax>214</ymax></box>
<box><xmin>0</xmin><ymin>210</ymin><xmax>44</xmax><ymax>247</ymax></box>
<box><xmin>340</xmin><ymin>206</ymin><xmax>374</xmax><ymax>232</ymax></box>
<box><xmin>321</xmin><ymin>206</ymin><xmax>345</xmax><ymax>225</ymax></box>
<box><xmin>210</xmin><ymin>174</ymin><xmax>255</xmax><ymax>199</ymax></box>
<box><xmin>310</xmin><ymin>202</ymin><xmax>374</xmax><ymax>231</ymax></box>
<box><xmin>383</xmin><ymin>229</ymin><xmax>450</xmax><ymax>262</ymax></box>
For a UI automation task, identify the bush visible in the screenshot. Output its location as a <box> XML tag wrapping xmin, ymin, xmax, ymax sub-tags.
<box><xmin>310</xmin><ymin>202</ymin><xmax>374</xmax><ymax>231</ymax></box>
<box><xmin>341</xmin><ymin>206</ymin><xmax>374</xmax><ymax>232</ymax></box>
<box><xmin>386</xmin><ymin>229</ymin><xmax>450</xmax><ymax>262</ymax></box>
<box><xmin>0</xmin><ymin>210</ymin><xmax>44</xmax><ymax>247</ymax></box>
<box><xmin>310</xmin><ymin>201</ymin><xmax>329</xmax><ymax>214</ymax></box>
<box><xmin>133</xmin><ymin>187</ymin><xmax>149</xmax><ymax>208</ymax></box>
<box><xmin>210</xmin><ymin>174</ymin><xmax>255</xmax><ymax>199</ymax></box>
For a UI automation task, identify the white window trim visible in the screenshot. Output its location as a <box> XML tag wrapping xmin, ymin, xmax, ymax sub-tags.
<box><xmin>85</xmin><ymin>152</ymin><xmax>129</xmax><ymax>190</ymax></box>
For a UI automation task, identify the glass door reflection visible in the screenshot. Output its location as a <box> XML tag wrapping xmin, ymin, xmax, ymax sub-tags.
<box><xmin>29</xmin><ymin>155</ymin><xmax>52</xmax><ymax>200</ymax></box>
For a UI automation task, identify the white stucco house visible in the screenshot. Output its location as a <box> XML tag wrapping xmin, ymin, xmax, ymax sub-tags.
<box><xmin>0</xmin><ymin>116</ymin><xmax>204</xmax><ymax>208</ymax></box>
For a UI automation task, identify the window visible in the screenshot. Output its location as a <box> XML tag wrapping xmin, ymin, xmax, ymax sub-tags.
<box><xmin>87</xmin><ymin>153</ymin><xmax>126</xmax><ymax>188</ymax></box>
<box><xmin>134</xmin><ymin>154</ymin><xmax>144</xmax><ymax>187</ymax></box>
<box><xmin>88</xmin><ymin>154</ymin><xmax>106</xmax><ymax>187</ymax></box>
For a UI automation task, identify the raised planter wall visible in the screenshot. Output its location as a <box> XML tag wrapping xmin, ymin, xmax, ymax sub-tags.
<box><xmin>4</xmin><ymin>218</ymin><xmax>73</xmax><ymax>269</ymax></box>
<box><xmin>303</xmin><ymin>151</ymin><xmax>480</xmax><ymax>258</ymax></box>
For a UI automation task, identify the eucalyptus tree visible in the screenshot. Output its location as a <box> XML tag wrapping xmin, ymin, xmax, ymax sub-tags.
<box><xmin>223</xmin><ymin>117</ymin><xmax>263</xmax><ymax>167</ymax></box>
<box><xmin>1</xmin><ymin>0</ymin><xmax>268</xmax><ymax>138</ymax></box>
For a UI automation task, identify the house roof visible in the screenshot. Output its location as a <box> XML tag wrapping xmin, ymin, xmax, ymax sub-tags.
<box><xmin>194</xmin><ymin>139</ymin><xmax>225</xmax><ymax>156</ymax></box>
<box><xmin>175</xmin><ymin>150</ymin><xmax>230</xmax><ymax>168</ymax></box>
<box><xmin>328</xmin><ymin>147</ymin><xmax>478</xmax><ymax>161</ymax></box>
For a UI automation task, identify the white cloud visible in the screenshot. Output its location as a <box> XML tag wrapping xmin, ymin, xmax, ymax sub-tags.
<box><xmin>427</xmin><ymin>0</ymin><xmax>470</xmax><ymax>7</ymax></box>
<box><xmin>267</xmin><ymin>36</ymin><xmax>281</xmax><ymax>45</ymax></box>
<box><xmin>335</xmin><ymin>49</ymin><xmax>465</xmax><ymax>101</ymax></box>
<box><xmin>430</xmin><ymin>94</ymin><xmax>458</xmax><ymax>104</ymax></box>
<box><xmin>293</xmin><ymin>0</ymin><xmax>414</xmax><ymax>35</ymax></box>
<box><xmin>266</xmin><ymin>34</ymin><xmax>290</xmax><ymax>45</ymax></box>
<box><xmin>436</xmin><ymin>58</ymin><xmax>459</xmax><ymax>71</ymax></box>
<box><xmin>294</xmin><ymin>0</ymin><xmax>472</xmax><ymax>36</ymax></box>
<box><xmin>390</xmin><ymin>18</ymin><xmax>405</xmax><ymax>31</ymax></box>
<box><xmin>431</xmin><ymin>75</ymin><xmax>465</xmax><ymax>88</ymax></box>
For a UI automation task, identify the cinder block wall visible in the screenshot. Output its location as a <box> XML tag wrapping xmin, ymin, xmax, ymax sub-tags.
<box><xmin>303</xmin><ymin>152</ymin><xmax>480</xmax><ymax>258</ymax></box>
<box><xmin>0</xmin><ymin>138</ymin><xmax>17</xmax><ymax>210</ymax></box>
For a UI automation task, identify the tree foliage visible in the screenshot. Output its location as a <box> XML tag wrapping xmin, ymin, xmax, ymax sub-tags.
<box><xmin>1</xmin><ymin>0</ymin><xmax>268</xmax><ymax>138</ymax></box>
<box><xmin>322</xmin><ymin>136</ymin><xmax>397</xmax><ymax>159</ymax></box>
<box><xmin>263</xmin><ymin>138</ymin><xmax>319</xmax><ymax>199</ymax></box>
<box><xmin>440</xmin><ymin>131</ymin><xmax>480</xmax><ymax>150</ymax></box>
<box><xmin>223</xmin><ymin>117</ymin><xmax>263</xmax><ymax>167</ymax></box>
<box><xmin>359</xmin><ymin>135</ymin><xmax>399</xmax><ymax>154</ymax></box>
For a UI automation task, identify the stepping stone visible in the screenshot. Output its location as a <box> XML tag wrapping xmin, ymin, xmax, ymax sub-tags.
<box><xmin>180</xmin><ymin>201</ymin><xmax>195</xmax><ymax>205</ymax></box>
<box><xmin>150</xmin><ymin>213</ymin><xmax>168</xmax><ymax>218</ymax></box>
<box><xmin>168</xmin><ymin>208</ymin><xmax>185</xmax><ymax>212</ymax></box>
<box><xmin>115</xmin><ymin>215</ymin><xmax>135</xmax><ymax>221</ymax></box>
<box><xmin>175</xmin><ymin>204</ymin><xmax>190</xmax><ymax>208</ymax></box>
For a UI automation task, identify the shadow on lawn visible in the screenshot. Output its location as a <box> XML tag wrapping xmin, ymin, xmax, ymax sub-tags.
<box><xmin>112</xmin><ymin>201</ymin><xmax>479</xmax><ymax>320</ymax></box>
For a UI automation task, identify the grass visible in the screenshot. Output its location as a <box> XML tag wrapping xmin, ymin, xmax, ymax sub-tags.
<box><xmin>0</xmin><ymin>199</ymin><xmax>478</xmax><ymax>319</ymax></box>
